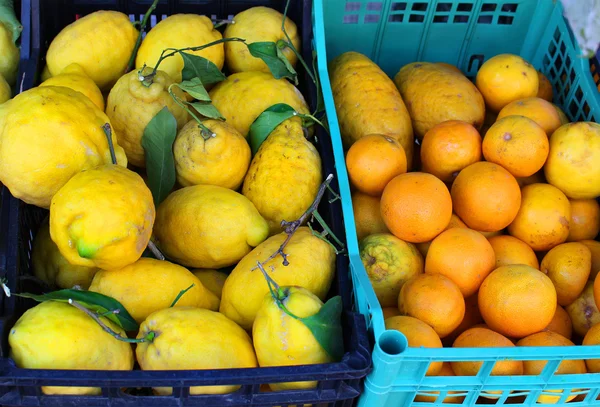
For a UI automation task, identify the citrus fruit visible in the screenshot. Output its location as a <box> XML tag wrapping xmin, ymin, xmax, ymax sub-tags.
<box><xmin>346</xmin><ymin>134</ymin><xmax>407</xmax><ymax>196</ymax></box>
<box><xmin>581</xmin><ymin>240</ymin><xmax>600</xmax><ymax>280</ymax></box>
<box><xmin>536</xmin><ymin>71</ymin><xmax>553</xmax><ymax>101</ymax></box>
<box><xmin>478</xmin><ymin>264</ymin><xmax>557</xmax><ymax>338</ymax></box>
<box><xmin>425</xmin><ymin>228</ymin><xmax>496</xmax><ymax>297</ymax></box>
<box><xmin>542</xmin><ymin>304</ymin><xmax>573</xmax><ymax>339</ymax></box>
<box><xmin>582</xmin><ymin>323</ymin><xmax>600</xmax><ymax>372</ymax></box>
<box><xmin>415</xmin><ymin>362</ymin><xmax>465</xmax><ymax>403</ymax></box>
<box><xmin>475</xmin><ymin>53</ymin><xmax>538</xmax><ymax>112</ymax></box>
<box><xmin>482</xmin><ymin>115</ymin><xmax>549</xmax><ymax>177</ymax></box>
<box><xmin>540</xmin><ymin>242</ymin><xmax>591</xmax><ymax>306</ymax></box>
<box><xmin>383</xmin><ymin>307</ymin><xmax>401</xmax><ymax>320</ymax></box>
<box><xmin>516</xmin><ymin>170</ymin><xmax>546</xmax><ymax>188</ymax></box>
<box><xmin>420</xmin><ymin>120</ymin><xmax>482</xmax><ymax>183</ymax></box>
<box><xmin>398</xmin><ymin>273</ymin><xmax>465</xmax><ymax>338</ymax></box>
<box><xmin>416</xmin><ymin>213</ymin><xmax>467</xmax><ymax>257</ymax></box>
<box><xmin>385</xmin><ymin>316</ymin><xmax>443</xmax><ymax>375</ymax></box>
<box><xmin>0</xmin><ymin>21</ymin><xmax>19</xmax><ymax>86</ymax></box>
<box><xmin>566</xmin><ymin>281</ymin><xmax>600</xmax><ymax>337</ymax></box>
<box><xmin>496</xmin><ymin>97</ymin><xmax>562</xmax><ymax>135</ymax></box>
<box><xmin>380</xmin><ymin>172</ymin><xmax>452</xmax><ymax>243</ymax></box>
<box><xmin>39</xmin><ymin>63</ymin><xmax>105</xmax><ymax>111</ymax></box>
<box><xmin>451</xmin><ymin>162</ymin><xmax>521</xmax><ymax>232</ymax></box>
<box><xmin>508</xmin><ymin>183</ymin><xmax>571</xmax><ymax>251</ymax></box>
<box><xmin>192</xmin><ymin>269</ymin><xmax>228</xmax><ymax>299</ymax></box>
<box><xmin>567</xmin><ymin>199</ymin><xmax>600</xmax><ymax>241</ymax></box>
<box><xmin>488</xmin><ymin>235</ymin><xmax>539</xmax><ymax>269</ymax></box>
<box><xmin>352</xmin><ymin>191</ymin><xmax>389</xmax><ymax>241</ymax></box>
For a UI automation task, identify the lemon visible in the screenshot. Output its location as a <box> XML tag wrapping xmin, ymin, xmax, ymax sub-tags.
<box><xmin>153</xmin><ymin>184</ymin><xmax>269</xmax><ymax>268</ymax></box>
<box><xmin>0</xmin><ymin>73</ymin><xmax>10</xmax><ymax>104</ymax></box>
<box><xmin>0</xmin><ymin>21</ymin><xmax>19</xmax><ymax>86</ymax></box>
<box><xmin>50</xmin><ymin>165</ymin><xmax>155</xmax><ymax>270</ymax></box>
<box><xmin>31</xmin><ymin>216</ymin><xmax>98</xmax><ymax>290</ymax></box>
<box><xmin>192</xmin><ymin>269</ymin><xmax>229</xmax><ymax>299</ymax></box>
<box><xmin>220</xmin><ymin>227</ymin><xmax>335</xmax><ymax>330</ymax></box>
<box><xmin>9</xmin><ymin>301</ymin><xmax>134</xmax><ymax>395</ymax></box>
<box><xmin>253</xmin><ymin>286</ymin><xmax>334</xmax><ymax>390</ymax></box>
<box><xmin>0</xmin><ymin>86</ymin><xmax>127</xmax><ymax>208</ymax></box>
<box><xmin>136</xmin><ymin>307</ymin><xmax>257</xmax><ymax>395</ymax></box>
<box><xmin>173</xmin><ymin>119</ymin><xmax>251</xmax><ymax>189</ymax></box>
<box><xmin>40</xmin><ymin>63</ymin><xmax>105</xmax><ymax>111</ymax></box>
<box><xmin>46</xmin><ymin>10</ymin><xmax>137</xmax><ymax>90</ymax></box>
<box><xmin>224</xmin><ymin>6</ymin><xmax>300</xmax><ymax>73</ymax></box>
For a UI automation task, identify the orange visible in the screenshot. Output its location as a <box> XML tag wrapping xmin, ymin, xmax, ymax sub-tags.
<box><xmin>542</xmin><ymin>304</ymin><xmax>573</xmax><ymax>340</ymax></box>
<box><xmin>582</xmin><ymin>323</ymin><xmax>600</xmax><ymax>372</ymax></box>
<box><xmin>517</xmin><ymin>331</ymin><xmax>586</xmax><ymax>404</ymax></box>
<box><xmin>425</xmin><ymin>228</ymin><xmax>496</xmax><ymax>297</ymax></box>
<box><xmin>415</xmin><ymin>362</ymin><xmax>465</xmax><ymax>404</ymax></box>
<box><xmin>475</xmin><ymin>53</ymin><xmax>538</xmax><ymax>112</ymax></box>
<box><xmin>581</xmin><ymin>240</ymin><xmax>600</xmax><ymax>280</ymax></box>
<box><xmin>544</xmin><ymin>122</ymin><xmax>600</xmax><ymax>199</ymax></box>
<box><xmin>488</xmin><ymin>235</ymin><xmax>539</xmax><ymax>269</ymax></box>
<box><xmin>385</xmin><ymin>316</ymin><xmax>443</xmax><ymax>375</ymax></box>
<box><xmin>482</xmin><ymin>115</ymin><xmax>549</xmax><ymax>178</ymax></box>
<box><xmin>479</xmin><ymin>109</ymin><xmax>498</xmax><ymax>137</ymax></box>
<box><xmin>553</xmin><ymin>103</ymin><xmax>569</xmax><ymax>125</ymax></box>
<box><xmin>478</xmin><ymin>264</ymin><xmax>557</xmax><ymax>338</ymax></box>
<box><xmin>436</xmin><ymin>62</ymin><xmax>463</xmax><ymax>75</ymax></box>
<box><xmin>444</xmin><ymin>294</ymin><xmax>484</xmax><ymax>346</ymax></box>
<box><xmin>540</xmin><ymin>242</ymin><xmax>592</xmax><ymax>306</ymax></box>
<box><xmin>420</xmin><ymin>120</ymin><xmax>482</xmax><ymax>183</ymax></box>
<box><xmin>596</xmin><ymin>273</ymin><xmax>600</xmax><ymax>312</ymax></box>
<box><xmin>536</xmin><ymin>71</ymin><xmax>553</xmax><ymax>102</ymax></box>
<box><xmin>380</xmin><ymin>172</ymin><xmax>452</xmax><ymax>243</ymax></box>
<box><xmin>352</xmin><ymin>191</ymin><xmax>388</xmax><ymax>241</ymax></box>
<box><xmin>346</xmin><ymin>134</ymin><xmax>407</xmax><ymax>196</ymax></box>
<box><xmin>508</xmin><ymin>183</ymin><xmax>571</xmax><ymax>251</ymax></box>
<box><xmin>382</xmin><ymin>307</ymin><xmax>401</xmax><ymax>321</ymax></box>
<box><xmin>497</xmin><ymin>97</ymin><xmax>562</xmax><ymax>135</ymax></box>
<box><xmin>567</xmin><ymin>199</ymin><xmax>600</xmax><ymax>242</ymax></box>
<box><xmin>452</xmin><ymin>327</ymin><xmax>523</xmax><ymax>376</ymax></box>
<box><xmin>398</xmin><ymin>273</ymin><xmax>465</xmax><ymax>338</ymax></box>
<box><xmin>415</xmin><ymin>214</ymin><xmax>467</xmax><ymax>257</ymax></box>
<box><xmin>516</xmin><ymin>170</ymin><xmax>545</xmax><ymax>188</ymax></box>
<box><xmin>451</xmin><ymin>162</ymin><xmax>521</xmax><ymax>232</ymax></box>
<box><xmin>477</xmin><ymin>229</ymin><xmax>504</xmax><ymax>239</ymax></box>
<box><xmin>565</xmin><ymin>281</ymin><xmax>600</xmax><ymax>337</ymax></box>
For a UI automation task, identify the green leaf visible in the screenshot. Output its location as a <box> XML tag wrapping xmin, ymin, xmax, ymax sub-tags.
<box><xmin>178</xmin><ymin>78</ymin><xmax>211</xmax><ymax>102</ymax></box>
<box><xmin>16</xmin><ymin>289</ymin><xmax>139</xmax><ymax>331</ymax></box>
<box><xmin>299</xmin><ymin>296</ymin><xmax>344</xmax><ymax>361</ymax></box>
<box><xmin>180</xmin><ymin>52</ymin><xmax>226</xmax><ymax>85</ymax></box>
<box><xmin>170</xmin><ymin>284</ymin><xmax>195</xmax><ymax>307</ymax></box>
<box><xmin>248</xmin><ymin>103</ymin><xmax>297</xmax><ymax>154</ymax></box>
<box><xmin>142</xmin><ymin>107</ymin><xmax>178</xmax><ymax>206</ymax></box>
<box><xmin>312</xmin><ymin>50</ymin><xmax>325</xmax><ymax>114</ymax></box>
<box><xmin>0</xmin><ymin>0</ymin><xmax>23</xmax><ymax>43</ymax></box>
<box><xmin>247</xmin><ymin>42</ymin><xmax>298</xmax><ymax>84</ymax></box>
<box><xmin>189</xmin><ymin>101</ymin><xmax>224</xmax><ymax>120</ymax></box>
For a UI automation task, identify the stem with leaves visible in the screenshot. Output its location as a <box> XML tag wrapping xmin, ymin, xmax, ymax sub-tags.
<box><xmin>279</xmin><ymin>1</ymin><xmax>316</xmax><ymax>85</ymax></box>
<box><xmin>126</xmin><ymin>0</ymin><xmax>160</xmax><ymax>72</ymax></box>
<box><xmin>167</xmin><ymin>86</ymin><xmax>216</xmax><ymax>139</ymax></box>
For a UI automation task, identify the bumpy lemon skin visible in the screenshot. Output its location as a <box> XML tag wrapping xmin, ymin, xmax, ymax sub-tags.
<box><xmin>40</xmin><ymin>63</ymin><xmax>105</xmax><ymax>111</ymax></box>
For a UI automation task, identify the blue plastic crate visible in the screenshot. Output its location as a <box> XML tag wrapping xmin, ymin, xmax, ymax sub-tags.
<box><xmin>0</xmin><ymin>0</ymin><xmax>372</xmax><ymax>406</ymax></box>
<box><xmin>312</xmin><ymin>0</ymin><xmax>600</xmax><ymax>405</ymax></box>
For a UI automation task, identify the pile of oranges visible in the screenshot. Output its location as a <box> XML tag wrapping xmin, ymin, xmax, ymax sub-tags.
<box><xmin>344</xmin><ymin>52</ymin><xmax>600</xmax><ymax>398</ymax></box>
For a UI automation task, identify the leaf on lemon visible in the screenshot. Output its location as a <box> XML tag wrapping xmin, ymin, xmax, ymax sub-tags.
<box><xmin>0</xmin><ymin>0</ymin><xmax>23</xmax><ymax>43</ymax></box>
<box><xmin>142</xmin><ymin>107</ymin><xmax>178</xmax><ymax>206</ymax></box>
<box><xmin>16</xmin><ymin>289</ymin><xmax>138</xmax><ymax>331</ymax></box>
<box><xmin>189</xmin><ymin>101</ymin><xmax>224</xmax><ymax>120</ymax></box>
<box><xmin>177</xmin><ymin>78</ymin><xmax>211</xmax><ymax>102</ymax></box>
<box><xmin>248</xmin><ymin>103</ymin><xmax>297</xmax><ymax>154</ymax></box>
<box><xmin>299</xmin><ymin>296</ymin><xmax>344</xmax><ymax>361</ymax></box>
<box><xmin>247</xmin><ymin>42</ymin><xmax>298</xmax><ymax>84</ymax></box>
<box><xmin>180</xmin><ymin>52</ymin><xmax>226</xmax><ymax>84</ymax></box>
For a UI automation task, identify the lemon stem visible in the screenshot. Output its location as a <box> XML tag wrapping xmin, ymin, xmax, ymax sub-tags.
<box><xmin>279</xmin><ymin>0</ymin><xmax>316</xmax><ymax>85</ymax></box>
<box><xmin>147</xmin><ymin>240</ymin><xmax>165</xmax><ymax>260</ymax></box>
<box><xmin>170</xmin><ymin>284</ymin><xmax>195</xmax><ymax>307</ymax></box>
<box><xmin>126</xmin><ymin>0</ymin><xmax>160</xmax><ymax>73</ymax></box>
<box><xmin>102</xmin><ymin>124</ymin><xmax>118</xmax><ymax>165</ymax></box>
<box><xmin>67</xmin><ymin>299</ymin><xmax>151</xmax><ymax>343</ymax></box>
<box><xmin>213</xmin><ymin>19</ymin><xmax>234</xmax><ymax>29</ymax></box>
<box><xmin>167</xmin><ymin>85</ymin><xmax>215</xmax><ymax>140</ymax></box>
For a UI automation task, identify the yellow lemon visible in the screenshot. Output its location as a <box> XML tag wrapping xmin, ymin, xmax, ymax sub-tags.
<box><xmin>192</xmin><ymin>269</ymin><xmax>229</xmax><ymax>299</ymax></box>
<box><xmin>40</xmin><ymin>63</ymin><xmax>105</xmax><ymax>111</ymax></box>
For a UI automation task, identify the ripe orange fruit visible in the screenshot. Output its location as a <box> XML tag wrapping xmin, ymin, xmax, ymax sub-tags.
<box><xmin>517</xmin><ymin>331</ymin><xmax>586</xmax><ymax>404</ymax></box>
<box><xmin>488</xmin><ymin>235</ymin><xmax>539</xmax><ymax>269</ymax></box>
<box><xmin>567</xmin><ymin>199</ymin><xmax>600</xmax><ymax>242</ymax></box>
<box><xmin>351</xmin><ymin>190</ymin><xmax>388</xmax><ymax>241</ymax></box>
<box><xmin>582</xmin><ymin>323</ymin><xmax>600</xmax><ymax>372</ymax></box>
<box><xmin>482</xmin><ymin>115</ymin><xmax>549</xmax><ymax>178</ymax></box>
<box><xmin>415</xmin><ymin>362</ymin><xmax>465</xmax><ymax>404</ymax></box>
<box><xmin>452</xmin><ymin>327</ymin><xmax>523</xmax><ymax>376</ymax></box>
<box><xmin>479</xmin><ymin>109</ymin><xmax>498</xmax><ymax>137</ymax></box>
<box><xmin>536</xmin><ymin>71</ymin><xmax>553</xmax><ymax>102</ymax></box>
<box><xmin>477</xmin><ymin>229</ymin><xmax>504</xmax><ymax>239</ymax></box>
<box><xmin>420</xmin><ymin>120</ymin><xmax>482</xmax><ymax>183</ymax></box>
<box><xmin>346</xmin><ymin>134</ymin><xmax>407</xmax><ymax>196</ymax></box>
<box><xmin>475</xmin><ymin>53</ymin><xmax>538</xmax><ymax>112</ymax></box>
<box><xmin>436</xmin><ymin>62</ymin><xmax>463</xmax><ymax>75</ymax></box>
<box><xmin>381</xmin><ymin>172</ymin><xmax>452</xmax><ymax>243</ymax></box>
<box><xmin>595</xmin><ymin>273</ymin><xmax>600</xmax><ymax>312</ymax></box>
<box><xmin>444</xmin><ymin>294</ymin><xmax>484</xmax><ymax>345</ymax></box>
<box><xmin>478</xmin><ymin>264</ymin><xmax>557</xmax><ymax>338</ymax></box>
<box><xmin>497</xmin><ymin>97</ymin><xmax>562</xmax><ymax>135</ymax></box>
<box><xmin>581</xmin><ymin>240</ymin><xmax>600</xmax><ymax>280</ymax></box>
<box><xmin>542</xmin><ymin>304</ymin><xmax>573</xmax><ymax>340</ymax></box>
<box><xmin>565</xmin><ymin>281</ymin><xmax>600</xmax><ymax>337</ymax></box>
<box><xmin>553</xmin><ymin>103</ymin><xmax>569</xmax><ymax>125</ymax></box>
<box><xmin>398</xmin><ymin>273</ymin><xmax>465</xmax><ymax>338</ymax></box>
<box><xmin>451</xmin><ymin>162</ymin><xmax>521</xmax><ymax>232</ymax></box>
<box><xmin>425</xmin><ymin>228</ymin><xmax>496</xmax><ymax>297</ymax></box>
<box><xmin>508</xmin><ymin>183</ymin><xmax>571</xmax><ymax>251</ymax></box>
<box><xmin>540</xmin><ymin>242</ymin><xmax>592</xmax><ymax>306</ymax></box>
<box><xmin>382</xmin><ymin>307</ymin><xmax>401</xmax><ymax>320</ymax></box>
<box><xmin>515</xmin><ymin>170</ymin><xmax>545</xmax><ymax>188</ymax></box>
<box><xmin>385</xmin><ymin>316</ymin><xmax>443</xmax><ymax>375</ymax></box>
<box><xmin>415</xmin><ymin>213</ymin><xmax>467</xmax><ymax>257</ymax></box>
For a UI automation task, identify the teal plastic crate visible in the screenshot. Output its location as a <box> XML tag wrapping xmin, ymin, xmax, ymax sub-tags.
<box><xmin>312</xmin><ymin>0</ymin><xmax>600</xmax><ymax>405</ymax></box>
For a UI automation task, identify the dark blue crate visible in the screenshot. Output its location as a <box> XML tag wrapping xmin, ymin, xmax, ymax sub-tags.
<box><xmin>0</xmin><ymin>0</ymin><xmax>371</xmax><ymax>405</ymax></box>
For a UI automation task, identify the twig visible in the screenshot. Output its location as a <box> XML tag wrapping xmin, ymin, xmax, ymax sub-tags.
<box><xmin>170</xmin><ymin>284</ymin><xmax>195</xmax><ymax>307</ymax></box>
<box><xmin>147</xmin><ymin>240</ymin><xmax>165</xmax><ymax>260</ymax></box>
<box><xmin>102</xmin><ymin>124</ymin><xmax>117</xmax><ymax>165</ymax></box>
<box><xmin>126</xmin><ymin>0</ymin><xmax>160</xmax><ymax>72</ymax></box>
<box><xmin>168</xmin><ymin>85</ymin><xmax>216</xmax><ymax>139</ymax></box>
<box><xmin>255</xmin><ymin>262</ymin><xmax>299</xmax><ymax>320</ymax></box>
<box><xmin>68</xmin><ymin>299</ymin><xmax>148</xmax><ymax>343</ymax></box>
<box><xmin>279</xmin><ymin>0</ymin><xmax>317</xmax><ymax>85</ymax></box>
<box><xmin>252</xmin><ymin>174</ymin><xmax>334</xmax><ymax>269</ymax></box>
<box><xmin>213</xmin><ymin>19</ymin><xmax>234</xmax><ymax>29</ymax></box>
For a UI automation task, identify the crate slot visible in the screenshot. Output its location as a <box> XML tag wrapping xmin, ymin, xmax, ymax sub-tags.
<box><xmin>388</xmin><ymin>13</ymin><xmax>404</xmax><ymax>22</ymax></box>
<box><xmin>453</xmin><ymin>14</ymin><xmax>469</xmax><ymax>23</ymax></box>
<box><xmin>344</xmin><ymin>14</ymin><xmax>359</xmax><ymax>23</ymax></box>
<box><xmin>501</xmin><ymin>3</ymin><xmax>518</xmax><ymax>12</ymax></box>
<box><xmin>366</xmin><ymin>1</ymin><xmax>382</xmax><ymax>11</ymax></box>
<box><xmin>364</xmin><ymin>14</ymin><xmax>380</xmax><ymax>23</ymax></box>
<box><xmin>477</xmin><ymin>14</ymin><xmax>493</xmax><ymax>24</ymax></box>
<box><xmin>481</xmin><ymin>3</ymin><xmax>497</xmax><ymax>12</ymax></box>
<box><xmin>411</xmin><ymin>2</ymin><xmax>427</xmax><ymax>12</ymax></box>
<box><xmin>433</xmin><ymin>15</ymin><xmax>449</xmax><ymax>23</ymax></box>
<box><xmin>436</xmin><ymin>2</ymin><xmax>453</xmax><ymax>12</ymax></box>
<box><xmin>409</xmin><ymin>13</ymin><xmax>424</xmax><ymax>22</ymax></box>
<box><xmin>345</xmin><ymin>1</ymin><xmax>361</xmax><ymax>12</ymax></box>
<box><xmin>457</xmin><ymin>3</ymin><xmax>473</xmax><ymax>12</ymax></box>
<box><xmin>497</xmin><ymin>15</ymin><xmax>514</xmax><ymax>24</ymax></box>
